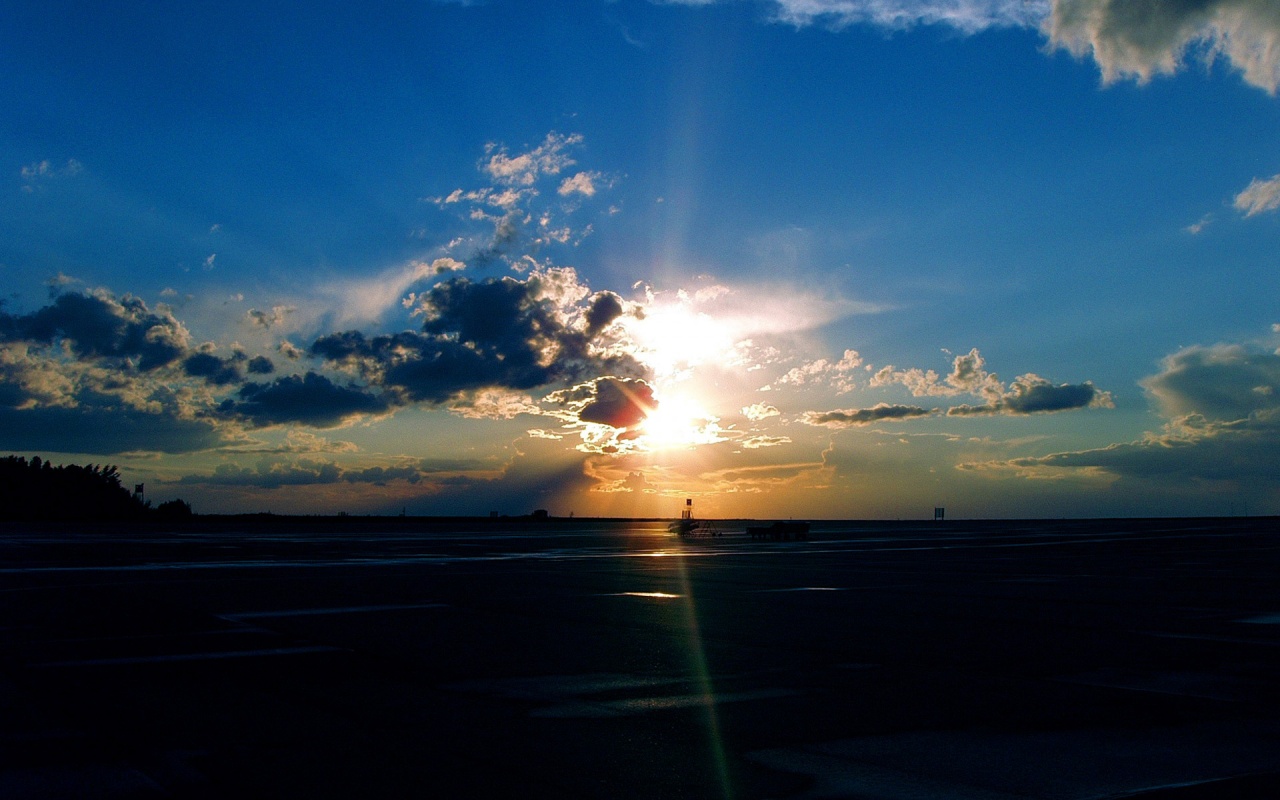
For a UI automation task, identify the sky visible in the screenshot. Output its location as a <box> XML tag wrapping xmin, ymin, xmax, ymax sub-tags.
<box><xmin>2</xmin><ymin>0</ymin><xmax>1280</xmax><ymax>519</ymax></box>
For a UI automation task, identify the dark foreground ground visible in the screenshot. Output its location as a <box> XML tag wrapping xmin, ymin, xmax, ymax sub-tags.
<box><xmin>2</xmin><ymin>517</ymin><xmax>1280</xmax><ymax>798</ymax></box>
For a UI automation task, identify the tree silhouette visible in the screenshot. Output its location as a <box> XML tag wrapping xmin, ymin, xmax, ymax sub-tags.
<box><xmin>0</xmin><ymin>456</ymin><xmax>152</xmax><ymax>521</ymax></box>
<box><xmin>155</xmin><ymin>498</ymin><xmax>193</xmax><ymax>520</ymax></box>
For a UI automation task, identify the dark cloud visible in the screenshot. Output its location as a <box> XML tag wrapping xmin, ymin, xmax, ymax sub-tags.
<box><xmin>1141</xmin><ymin>345</ymin><xmax>1280</xmax><ymax>421</ymax></box>
<box><xmin>964</xmin><ymin>340</ymin><xmax>1280</xmax><ymax>487</ymax></box>
<box><xmin>342</xmin><ymin>464</ymin><xmax>425</xmax><ymax>485</ymax></box>
<box><xmin>947</xmin><ymin>375</ymin><xmax>1109</xmax><ymax>416</ymax></box>
<box><xmin>578</xmin><ymin>378</ymin><xmax>655</xmax><ymax>428</ymax></box>
<box><xmin>180</xmin><ymin>455</ymin><xmax>493</xmax><ymax>490</ymax></box>
<box><xmin>978</xmin><ymin>411</ymin><xmax>1280</xmax><ymax>483</ymax></box>
<box><xmin>181</xmin><ymin>460</ymin><xmax>343</xmax><ymax>489</ymax></box>
<box><xmin>584</xmin><ymin>291</ymin><xmax>625</xmax><ymax>338</ymax></box>
<box><xmin>221</xmin><ymin>372</ymin><xmax>390</xmax><ymax>428</ymax></box>
<box><xmin>311</xmin><ymin>274</ymin><xmax>646</xmax><ymax>405</ymax></box>
<box><xmin>803</xmin><ymin>403</ymin><xmax>932</xmax><ymax>427</ymax></box>
<box><xmin>0</xmin><ymin>292</ymin><xmax>187</xmax><ymax>370</ymax></box>
<box><xmin>183</xmin><ymin>352</ymin><xmax>243</xmax><ymax>386</ymax></box>
<box><xmin>246</xmin><ymin>355</ymin><xmax>275</xmax><ymax>375</ymax></box>
<box><xmin>0</xmin><ymin>406</ymin><xmax>223</xmax><ymax>454</ymax></box>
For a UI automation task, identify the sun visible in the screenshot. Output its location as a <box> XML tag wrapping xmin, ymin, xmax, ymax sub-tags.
<box><xmin>637</xmin><ymin>393</ymin><xmax>723</xmax><ymax>450</ymax></box>
<box><xmin>625</xmin><ymin>301</ymin><xmax>737</xmax><ymax>379</ymax></box>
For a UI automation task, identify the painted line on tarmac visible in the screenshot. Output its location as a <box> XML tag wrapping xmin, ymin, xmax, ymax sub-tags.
<box><xmin>33</xmin><ymin>645</ymin><xmax>345</xmax><ymax>667</ymax></box>
<box><xmin>220</xmin><ymin>602</ymin><xmax>447</xmax><ymax>619</ymax></box>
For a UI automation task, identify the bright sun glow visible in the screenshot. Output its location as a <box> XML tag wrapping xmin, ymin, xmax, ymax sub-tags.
<box><xmin>638</xmin><ymin>394</ymin><xmax>722</xmax><ymax>450</ymax></box>
<box><xmin>626</xmin><ymin>302</ymin><xmax>736</xmax><ymax>379</ymax></box>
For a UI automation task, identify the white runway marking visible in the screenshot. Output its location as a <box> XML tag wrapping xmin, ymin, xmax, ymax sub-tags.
<box><xmin>221</xmin><ymin>602</ymin><xmax>447</xmax><ymax>619</ymax></box>
<box><xmin>600</xmin><ymin>592</ymin><xmax>682</xmax><ymax>599</ymax></box>
<box><xmin>34</xmin><ymin>645</ymin><xmax>344</xmax><ymax>667</ymax></box>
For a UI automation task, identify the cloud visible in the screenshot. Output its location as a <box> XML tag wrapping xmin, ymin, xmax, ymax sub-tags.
<box><xmin>20</xmin><ymin>158</ymin><xmax>83</xmax><ymax>192</ymax></box>
<box><xmin>1186</xmin><ymin>213</ymin><xmax>1215</xmax><ymax>234</ymax></box>
<box><xmin>0</xmin><ymin>405</ymin><xmax>223</xmax><ymax>454</ymax></box>
<box><xmin>741</xmin><ymin>434</ymin><xmax>792</xmax><ymax>448</ymax></box>
<box><xmin>247</xmin><ymin>305</ymin><xmax>296</xmax><ymax>329</ymax></box>
<box><xmin>1046</xmin><ymin>0</ymin><xmax>1280</xmax><ymax>94</ymax></box>
<box><xmin>767</xmin><ymin>0</ymin><xmax>1048</xmax><ymax>33</ymax></box>
<box><xmin>1141</xmin><ymin>343</ymin><xmax>1280</xmax><ymax>421</ymax></box>
<box><xmin>968</xmin><ymin>410</ymin><xmax>1280</xmax><ymax>484</ymax></box>
<box><xmin>449</xmin><ymin>389</ymin><xmax>542</xmax><ymax>420</ymax></box>
<box><xmin>742</xmin><ymin>402</ymin><xmax>781</xmax><ymax>421</ymax></box>
<box><xmin>182</xmin><ymin>351</ymin><xmax>244</xmax><ymax>386</ymax></box>
<box><xmin>558</xmin><ymin>171</ymin><xmax>605</xmax><ymax>197</ymax></box>
<box><xmin>802</xmin><ymin>403</ymin><xmax>933</xmax><ymax>427</ymax></box>
<box><xmin>965</xmin><ymin>336</ymin><xmax>1280</xmax><ymax>486</ymax></box>
<box><xmin>311</xmin><ymin>269</ymin><xmax>646</xmax><ymax>406</ymax></box>
<box><xmin>677</xmin><ymin>1</ymin><xmax>1280</xmax><ymax>96</ymax></box>
<box><xmin>1234</xmin><ymin>173</ymin><xmax>1280</xmax><ymax>216</ymax></box>
<box><xmin>180</xmin><ymin>453</ymin><xmax>500</xmax><ymax>491</ymax></box>
<box><xmin>947</xmin><ymin>374</ymin><xmax>1113</xmax><ymax>415</ymax></box>
<box><xmin>583</xmin><ymin>291</ymin><xmax>625</xmax><ymax>338</ymax></box>
<box><xmin>871</xmin><ymin>347</ymin><xmax>1002</xmax><ymax>399</ymax></box>
<box><xmin>577</xmin><ymin>378</ymin><xmax>657</xmax><ymax>428</ymax></box>
<box><xmin>221</xmin><ymin>372</ymin><xmax>390</xmax><ymax>428</ymax></box>
<box><xmin>433</xmin><ymin>133</ymin><xmax>614</xmax><ymax>269</ymax></box>
<box><xmin>483</xmin><ymin>132</ymin><xmax>583</xmax><ymax>186</ymax></box>
<box><xmin>867</xmin><ymin>348</ymin><xmax>1110</xmax><ymax>416</ymax></box>
<box><xmin>0</xmin><ymin>291</ymin><xmax>190</xmax><ymax>370</ymax></box>
<box><xmin>769</xmin><ymin>349</ymin><xmax>864</xmax><ymax>393</ymax></box>
<box><xmin>319</xmin><ymin>259</ymin><xmax>448</xmax><ymax>325</ymax></box>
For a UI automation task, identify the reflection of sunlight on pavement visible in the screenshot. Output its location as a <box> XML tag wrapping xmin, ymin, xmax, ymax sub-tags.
<box><xmin>670</xmin><ymin>547</ymin><xmax>734</xmax><ymax>800</ymax></box>
<box><xmin>614</xmin><ymin>523</ymin><xmax>732</xmax><ymax>797</ymax></box>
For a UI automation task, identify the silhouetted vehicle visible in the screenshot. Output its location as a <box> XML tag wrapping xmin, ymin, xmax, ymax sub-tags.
<box><xmin>746</xmin><ymin>521</ymin><xmax>810</xmax><ymax>540</ymax></box>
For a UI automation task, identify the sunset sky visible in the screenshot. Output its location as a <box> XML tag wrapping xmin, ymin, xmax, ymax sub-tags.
<box><xmin>3</xmin><ymin>0</ymin><xmax>1279</xmax><ymax>518</ymax></box>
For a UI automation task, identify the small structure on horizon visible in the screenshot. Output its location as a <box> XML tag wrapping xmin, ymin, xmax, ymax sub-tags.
<box><xmin>934</xmin><ymin>507</ymin><xmax>945</xmax><ymax>521</ymax></box>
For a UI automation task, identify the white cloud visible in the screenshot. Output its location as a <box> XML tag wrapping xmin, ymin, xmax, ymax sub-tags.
<box><xmin>741</xmin><ymin>434</ymin><xmax>792</xmax><ymax>448</ymax></box>
<box><xmin>743</xmin><ymin>401</ymin><xmax>781</xmax><ymax>420</ymax></box>
<box><xmin>320</xmin><ymin>258</ymin><xmax>448</xmax><ymax>324</ymax></box>
<box><xmin>769</xmin><ymin>349</ymin><xmax>865</xmax><ymax>393</ymax></box>
<box><xmin>768</xmin><ymin>0</ymin><xmax>1048</xmax><ymax>33</ymax></box>
<box><xmin>450</xmin><ymin>390</ymin><xmax>543</xmax><ymax>420</ymax></box>
<box><xmin>483</xmin><ymin>132</ymin><xmax>583</xmax><ymax>187</ymax></box>
<box><xmin>19</xmin><ymin>158</ymin><xmax>83</xmax><ymax>192</ymax></box>
<box><xmin>1186</xmin><ymin>213</ymin><xmax>1215</xmax><ymax>234</ymax></box>
<box><xmin>676</xmin><ymin>1</ymin><xmax>1280</xmax><ymax>96</ymax></box>
<box><xmin>1234</xmin><ymin>173</ymin><xmax>1280</xmax><ymax>216</ymax></box>
<box><xmin>870</xmin><ymin>347</ymin><xmax>1002</xmax><ymax>399</ymax></box>
<box><xmin>558</xmin><ymin>171</ymin><xmax>603</xmax><ymax>197</ymax></box>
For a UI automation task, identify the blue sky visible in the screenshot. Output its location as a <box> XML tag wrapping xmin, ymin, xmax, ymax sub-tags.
<box><xmin>2</xmin><ymin>0</ymin><xmax>1280</xmax><ymax>518</ymax></box>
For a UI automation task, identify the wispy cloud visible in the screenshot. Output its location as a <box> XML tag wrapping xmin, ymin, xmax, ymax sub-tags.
<box><xmin>768</xmin><ymin>0</ymin><xmax>1048</xmax><ymax>34</ymax></box>
<box><xmin>483</xmin><ymin>132</ymin><xmax>583</xmax><ymax>187</ymax></box>
<box><xmin>1186</xmin><ymin>213</ymin><xmax>1215</xmax><ymax>234</ymax></box>
<box><xmin>1234</xmin><ymin>173</ymin><xmax>1280</xmax><ymax>216</ymax></box>
<box><xmin>431</xmin><ymin>133</ymin><xmax>610</xmax><ymax>267</ymax></box>
<box><xmin>19</xmin><ymin>158</ymin><xmax>83</xmax><ymax>192</ymax></box>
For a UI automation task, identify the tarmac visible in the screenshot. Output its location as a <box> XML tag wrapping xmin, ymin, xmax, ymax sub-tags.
<box><xmin>1</xmin><ymin>517</ymin><xmax>1279</xmax><ymax>798</ymax></box>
